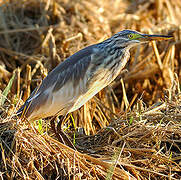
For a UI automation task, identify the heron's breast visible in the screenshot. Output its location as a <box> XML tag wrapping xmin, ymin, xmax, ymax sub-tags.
<box><xmin>69</xmin><ymin>53</ymin><xmax>130</xmax><ymax>112</ymax></box>
<box><xmin>69</xmin><ymin>68</ymin><xmax>112</xmax><ymax>112</ymax></box>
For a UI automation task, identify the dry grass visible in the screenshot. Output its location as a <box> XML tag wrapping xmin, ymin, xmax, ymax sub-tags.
<box><xmin>0</xmin><ymin>0</ymin><xmax>181</xmax><ymax>179</ymax></box>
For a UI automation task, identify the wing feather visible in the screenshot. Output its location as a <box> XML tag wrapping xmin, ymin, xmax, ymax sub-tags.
<box><xmin>17</xmin><ymin>44</ymin><xmax>95</xmax><ymax>120</ymax></box>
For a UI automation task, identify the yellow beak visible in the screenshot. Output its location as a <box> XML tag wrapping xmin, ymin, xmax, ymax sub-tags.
<box><xmin>140</xmin><ymin>34</ymin><xmax>173</xmax><ymax>41</ymax></box>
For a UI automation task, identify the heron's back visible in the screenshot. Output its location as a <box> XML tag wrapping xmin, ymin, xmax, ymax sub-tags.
<box><xmin>17</xmin><ymin>44</ymin><xmax>96</xmax><ymax>120</ymax></box>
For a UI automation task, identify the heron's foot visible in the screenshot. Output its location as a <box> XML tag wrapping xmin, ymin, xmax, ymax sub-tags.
<box><xmin>50</xmin><ymin>117</ymin><xmax>56</xmax><ymax>133</ymax></box>
<box><xmin>57</xmin><ymin>129</ymin><xmax>76</xmax><ymax>150</ymax></box>
<box><xmin>50</xmin><ymin>116</ymin><xmax>76</xmax><ymax>150</ymax></box>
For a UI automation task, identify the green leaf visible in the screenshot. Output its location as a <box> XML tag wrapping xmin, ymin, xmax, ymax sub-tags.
<box><xmin>129</xmin><ymin>116</ymin><xmax>133</xmax><ymax>125</ymax></box>
<box><xmin>70</xmin><ymin>113</ymin><xmax>76</xmax><ymax>145</ymax></box>
<box><xmin>38</xmin><ymin>119</ymin><xmax>43</xmax><ymax>134</ymax></box>
<box><xmin>0</xmin><ymin>73</ymin><xmax>15</xmax><ymax>106</ymax></box>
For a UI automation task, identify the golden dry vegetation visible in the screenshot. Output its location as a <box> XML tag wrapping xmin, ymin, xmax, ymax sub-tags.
<box><xmin>0</xmin><ymin>0</ymin><xmax>181</xmax><ymax>179</ymax></box>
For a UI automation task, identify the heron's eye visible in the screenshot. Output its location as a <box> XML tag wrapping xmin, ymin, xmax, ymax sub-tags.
<box><xmin>128</xmin><ymin>34</ymin><xmax>133</xmax><ymax>39</ymax></box>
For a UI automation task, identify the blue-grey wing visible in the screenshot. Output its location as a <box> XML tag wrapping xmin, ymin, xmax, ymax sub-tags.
<box><xmin>17</xmin><ymin>44</ymin><xmax>96</xmax><ymax>119</ymax></box>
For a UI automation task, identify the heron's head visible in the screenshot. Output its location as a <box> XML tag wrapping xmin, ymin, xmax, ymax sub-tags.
<box><xmin>111</xmin><ymin>30</ymin><xmax>173</xmax><ymax>49</ymax></box>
